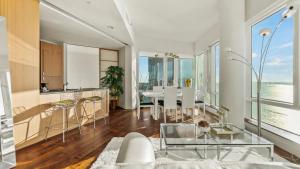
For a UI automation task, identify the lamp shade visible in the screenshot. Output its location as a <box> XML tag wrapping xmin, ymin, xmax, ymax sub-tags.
<box><xmin>259</xmin><ymin>28</ymin><xmax>272</xmax><ymax>37</ymax></box>
<box><xmin>282</xmin><ymin>0</ymin><xmax>299</xmax><ymax>19</ymax></box>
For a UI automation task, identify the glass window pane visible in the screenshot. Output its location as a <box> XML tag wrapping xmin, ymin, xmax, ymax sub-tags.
<box><xmin>252</xmin><ymin>103</ymin><xmax>300</xmax><ymax>135</ymax></box>
<box><xmin>139</xmin><ymin>56</ymin><xmax>163</xmax><ymax>90</ymax></box>
<box><xmin>251</xmin><ymin>8</ymin><xmax>296</xmax><ymax>134</ymax></box>
<box><xmin>251</xmin><ymin>8</ymin><xmax>294</xmax><ymax>103</ymax></box>
<box><xmin>196</xmin><ymin>54</ymin><xmax>204</xmax><ymax>90</ymax></box>
<box><xmin>215</xmin><ymin>44</ymin><xmax>220</xmax><ymax>107</ymax></box>
<box><xmin>179</xmin><ymin>58</ymin><xmax>194</xmax><ymax>87</ymax></box>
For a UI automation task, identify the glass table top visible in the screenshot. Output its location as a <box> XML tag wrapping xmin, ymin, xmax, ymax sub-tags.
<box><xmin>160</xmin><ymin>123</ymin><xmax>273</xmax><ymax>146</ymax></box>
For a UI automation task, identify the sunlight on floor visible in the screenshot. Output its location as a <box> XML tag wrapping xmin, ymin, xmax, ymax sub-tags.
<box><xmin>64</xmin><ymin>156</ymin><xmax>97</xmax><ymax>169</ymax></box>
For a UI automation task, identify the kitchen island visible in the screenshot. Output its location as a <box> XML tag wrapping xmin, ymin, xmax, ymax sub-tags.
<box><xmin>14</xmin><ymin>88</ymin><xmax>109</xmax><ymax>149</ymax></box>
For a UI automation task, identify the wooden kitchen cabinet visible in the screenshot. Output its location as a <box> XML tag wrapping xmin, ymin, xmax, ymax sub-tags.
<box><xmin>40</xmin><ymin>41</ymin><xmax>64</xmax><ymax>90</ymax></box>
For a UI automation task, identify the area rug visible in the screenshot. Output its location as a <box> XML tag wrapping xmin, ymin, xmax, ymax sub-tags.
<box><xmin>90</xmin><ymin>137</ymin><xmax>286</xmax><ymax>169</ymax></box>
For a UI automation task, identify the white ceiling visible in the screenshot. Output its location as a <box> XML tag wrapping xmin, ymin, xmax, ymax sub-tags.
<box><xmin>40</xmin><ymin>0</ymin><xmax>220</xmax><ymax>49</ymax></box>
<box><xmin>124</xmin><ymin>0</ymin><xmax>219</xmax><ymax>43</ymax></box>
<box><xmin>40</xmin><ymin>0</ymin><xmax>132</xmax><ymax>49</ymax></box>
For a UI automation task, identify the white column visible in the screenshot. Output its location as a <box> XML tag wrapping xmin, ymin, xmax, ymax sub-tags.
<box><xmin>163</xmin><ymin>56</ymin><xmax>168</xmax><ymax>87</ymax></box>
<box><xmin>174</xmin><ymin>58</ymin><xmax>179</xmax><ymax>87</ymax></box>
<box><xmin>219</xmin><ymin>0</ymin><xmax>246</xmax><ymax>128</ymax></box>
<box><xmin>119</xmin><ymin>45</ymin><xmax>137</xmax><ymax>109</ymax></box>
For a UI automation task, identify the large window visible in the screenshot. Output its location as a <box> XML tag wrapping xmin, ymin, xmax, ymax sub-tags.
<box><xmin>178</xmin><ymin>58</ymin><xmax>194</xmax><ymax>87</ymax></box>
<box><xmin>195</xmin><ymin>54</ymin><xmax>205</xmax><ymax>90</ymax></box>
<box><xmin>251</xmin><ymin>8</ymin><xmax>299</xmax><ymax>135</ymax></box>
<box><xmin>139</xmin><ymin>55</ymin><xmax>195</xmax><ymax>90</ymax></box>
<box><xmin>252</xmin><ymin>8</ymin><xmax>294</xmax><ymax>103</ymax></box>
<box><xmin>210</xmin><ymin>43</ymin><xmax>220</xmax><ymax>107</ymax></box>
<box><xmin>139</xmin><ymin>56</ymin><xmax>163</xmax><ymax>90</ymax></box>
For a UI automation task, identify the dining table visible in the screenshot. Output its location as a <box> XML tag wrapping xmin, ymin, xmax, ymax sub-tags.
<box><xmin>141</xmin><ymin>90</ymin><xmax>205</xmax><ymax>120</ymax></box>
<box><xmin>141</xmin><ymin>91</ymin><xmax>181</xmax><ymax>120</ymax></box>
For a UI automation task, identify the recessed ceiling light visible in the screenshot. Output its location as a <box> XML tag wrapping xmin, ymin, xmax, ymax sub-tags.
<box><xmin>106</xmin><ymin>25</ymin><xmax>114</xmax><ymax>30</ymax></box>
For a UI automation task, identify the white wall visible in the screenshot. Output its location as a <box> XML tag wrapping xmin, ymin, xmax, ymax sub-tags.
<box><xmin>245</xmin><ymin>0</ymin><xmax>281</xmax><ymax>21</ymax></box>
<box><xmin>66</xmin><ymin>44</ymin><xmax>99</xmax><ymax>89</ymax></box>
<box><xmin>0</xmin><ymin>17</ymin><xmax>8</xmax><ymax>116</ymax></box>
<box><xmin>194</xmin><ymin>23</ymin><xmax>220</xmax><ymax>54</ymax></box>
<box><xmin>0</xmin><ymin>17</ymin><xmax>9</xmax><ymax>72</ymax></box>
<box><xmin>219</xmin><ymin>0</ymin><xmax>246</xmax><ymax>128</ymax></box>
<box><xmin>136</xmin><ymin>35</ymin><xmax>194</xmax><ymax>55</ymax></box>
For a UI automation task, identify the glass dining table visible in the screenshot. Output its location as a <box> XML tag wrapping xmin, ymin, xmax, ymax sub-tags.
<box><xmin>160</xmin><ymin>123</ymin><xmax>274</xmax><ymax>161</ymax></box>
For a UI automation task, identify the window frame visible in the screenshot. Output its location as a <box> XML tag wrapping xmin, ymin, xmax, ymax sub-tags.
<box><xmin>210</xmin><ymin>42</ymin><xmax>220</xmax><ymax>107</ymax></box>
<box><xmin>245</xmin><ymin>1</ymin><xmax>300</xmax><ymax>132</ymax></box>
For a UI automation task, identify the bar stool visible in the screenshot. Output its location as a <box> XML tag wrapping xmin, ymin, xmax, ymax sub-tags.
<box><xmin>82</xmin><ymin>91</ymin><xmax>103</xmax><ymax>128</ymax></box>
<box><xmin>45</xmin><ymin>91</ymin><xmax>82</xmax><ymax>142</ymax></box>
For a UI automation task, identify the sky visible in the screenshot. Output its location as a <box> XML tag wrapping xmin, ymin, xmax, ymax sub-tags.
<box><xmin>251</xmin><ymin>8</ymin><xmax>294</xmax><ymax>83</ymax></box>
<box><xmin>139</xmin><ymin>56</ymin><xmax>149</xmax><ymax>83</ymax></box>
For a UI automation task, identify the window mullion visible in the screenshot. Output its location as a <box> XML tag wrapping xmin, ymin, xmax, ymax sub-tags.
<box><xmin>295</xmin><ymin>11</ymin><xmax>300</xmax><ymax>107</ymax></box>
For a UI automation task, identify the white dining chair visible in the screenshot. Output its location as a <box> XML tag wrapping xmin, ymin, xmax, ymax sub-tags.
<box><xmin>179</xmin><ymin>87</ymin><xmax>196</xmax><ymax>122</ymax></box>
<box><xmin>136</xmin><ymin>93</ymin><xmax>154</xmax><ymax>120</ymax></box>
<box><xmin>153</xmin><ymin>86</ymin><xmax>163</xmax><ymax>92</ymax></box>
<box><xmin>159</xmin><ymin>87</ymin><xmax>178</xmax><ymax>123</ymax></box>
<box><xmin>195</xmin><ymin>89</ymin><xmax>206</xmax><ymax>117</ymax></box>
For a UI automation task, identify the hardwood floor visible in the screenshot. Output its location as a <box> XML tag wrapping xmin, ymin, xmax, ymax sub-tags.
<box><xmin>15</xmin><ymin>108</ymin><xmax>299</xmax><ymax>169</ymax></box>
<box><xmin>15</xmin><ymin>108</ymin><xmax>162</xmax><ymax>169</ymax></box>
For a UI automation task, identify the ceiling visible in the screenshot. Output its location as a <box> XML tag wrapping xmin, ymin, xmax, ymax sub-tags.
<box><xmin>40</xmin><ymin>0</ymin><xmax>220</xmax><ymax>49</ymax></box>
<box><xmin>40</xmin><ymin>0</ymin><xmax>132</xmax><ymax>49</ymax></box>
<box><xmin>124</xmin><ymin>0</ymin><xmax>219</xmax><ymax>43</ymax></box>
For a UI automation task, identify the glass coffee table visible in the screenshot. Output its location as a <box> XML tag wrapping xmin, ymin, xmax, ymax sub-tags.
<box><xmin>160</xmin><ymin>123</ymin><xmax>274</xmax><ymax>161</ymax></box>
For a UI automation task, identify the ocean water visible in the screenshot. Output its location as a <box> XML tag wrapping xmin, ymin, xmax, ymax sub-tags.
<box><xmin>251</xmin><ymin>83</ymin><xmax>300</xmax><ymax>135</ymax></box>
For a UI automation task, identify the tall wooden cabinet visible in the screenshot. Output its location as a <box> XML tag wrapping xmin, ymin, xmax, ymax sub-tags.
<box><xmin>40</xmin><ymin>41</ymin><xmax>64</xmax><ymax>90</ymax></box>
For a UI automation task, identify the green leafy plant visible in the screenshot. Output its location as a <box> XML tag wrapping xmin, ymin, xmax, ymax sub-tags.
<box><xmin>101</xmin><ymin>66</ymin><xmax>124</xmax><ymax>100</ymax></box>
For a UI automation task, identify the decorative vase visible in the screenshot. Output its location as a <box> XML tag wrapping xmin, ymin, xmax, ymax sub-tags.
<box><xmin>110</xmin><ymin>99</ymin><xmax>118</xmax><ymax>110</ymax></box>
<box><xmin>185</xmin><ymin>79</ymin><xmax>192</xmax><ymax>87</ymax></box>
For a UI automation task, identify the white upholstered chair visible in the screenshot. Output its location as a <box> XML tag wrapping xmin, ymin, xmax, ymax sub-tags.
<box><xmin>136</xmin><ymin>93</ymin><xmax>154</xmax><ymax>119</ymax></box>
<box><xmin>159</xmin><ymin>87</ymin><xmax>178</xmax><ymax>123</ymax></box>
<box><xmin>195</xmin><ymin>90</ymin><xmax>205</xmax><ymax>116</ymax></box>
<box><xmin>178</xmin><ymin>87</ymin><xmax>196</xmax><ymax>122</ymax></box>
<box><xmin>153</xmin><ymin>86</ymin><xmax>163</xmax><ymax>92</ymax></box>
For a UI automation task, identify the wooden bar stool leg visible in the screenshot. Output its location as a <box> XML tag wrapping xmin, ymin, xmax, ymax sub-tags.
<box><xmin>62</xmin><ymin>108</ymin><xmax>66</xmax><ymax>143</ymax></box>
<box><xmin>66</xmin><ymin>110</ymin><xmax>69</xmax><ymax>132</ymax></box>
<box><xmin>93</xmin><ymin>101</ymin><xmax>96</xmax><ymax>128</ymax></box>
<box><xmin>74</xmin><ymin>106</ymin><xmax>81</xmax><ymax>134</ymax></box>
<box><xmin>45</xmin><ymin>110</ymin><xmax>54</xmax><ymax>140</ymax></box>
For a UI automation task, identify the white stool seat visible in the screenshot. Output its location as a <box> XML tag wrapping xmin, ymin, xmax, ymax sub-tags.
<box><xmin>116</xmin><ymin>132</ymin><xmax>155</xmax><ymax>164</ymax></box>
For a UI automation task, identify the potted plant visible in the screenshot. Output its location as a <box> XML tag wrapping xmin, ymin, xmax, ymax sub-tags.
<box><xmin>101</xmin><ymin>66</ymin><xmax>124</xmax><ymax>110</ymax></box>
